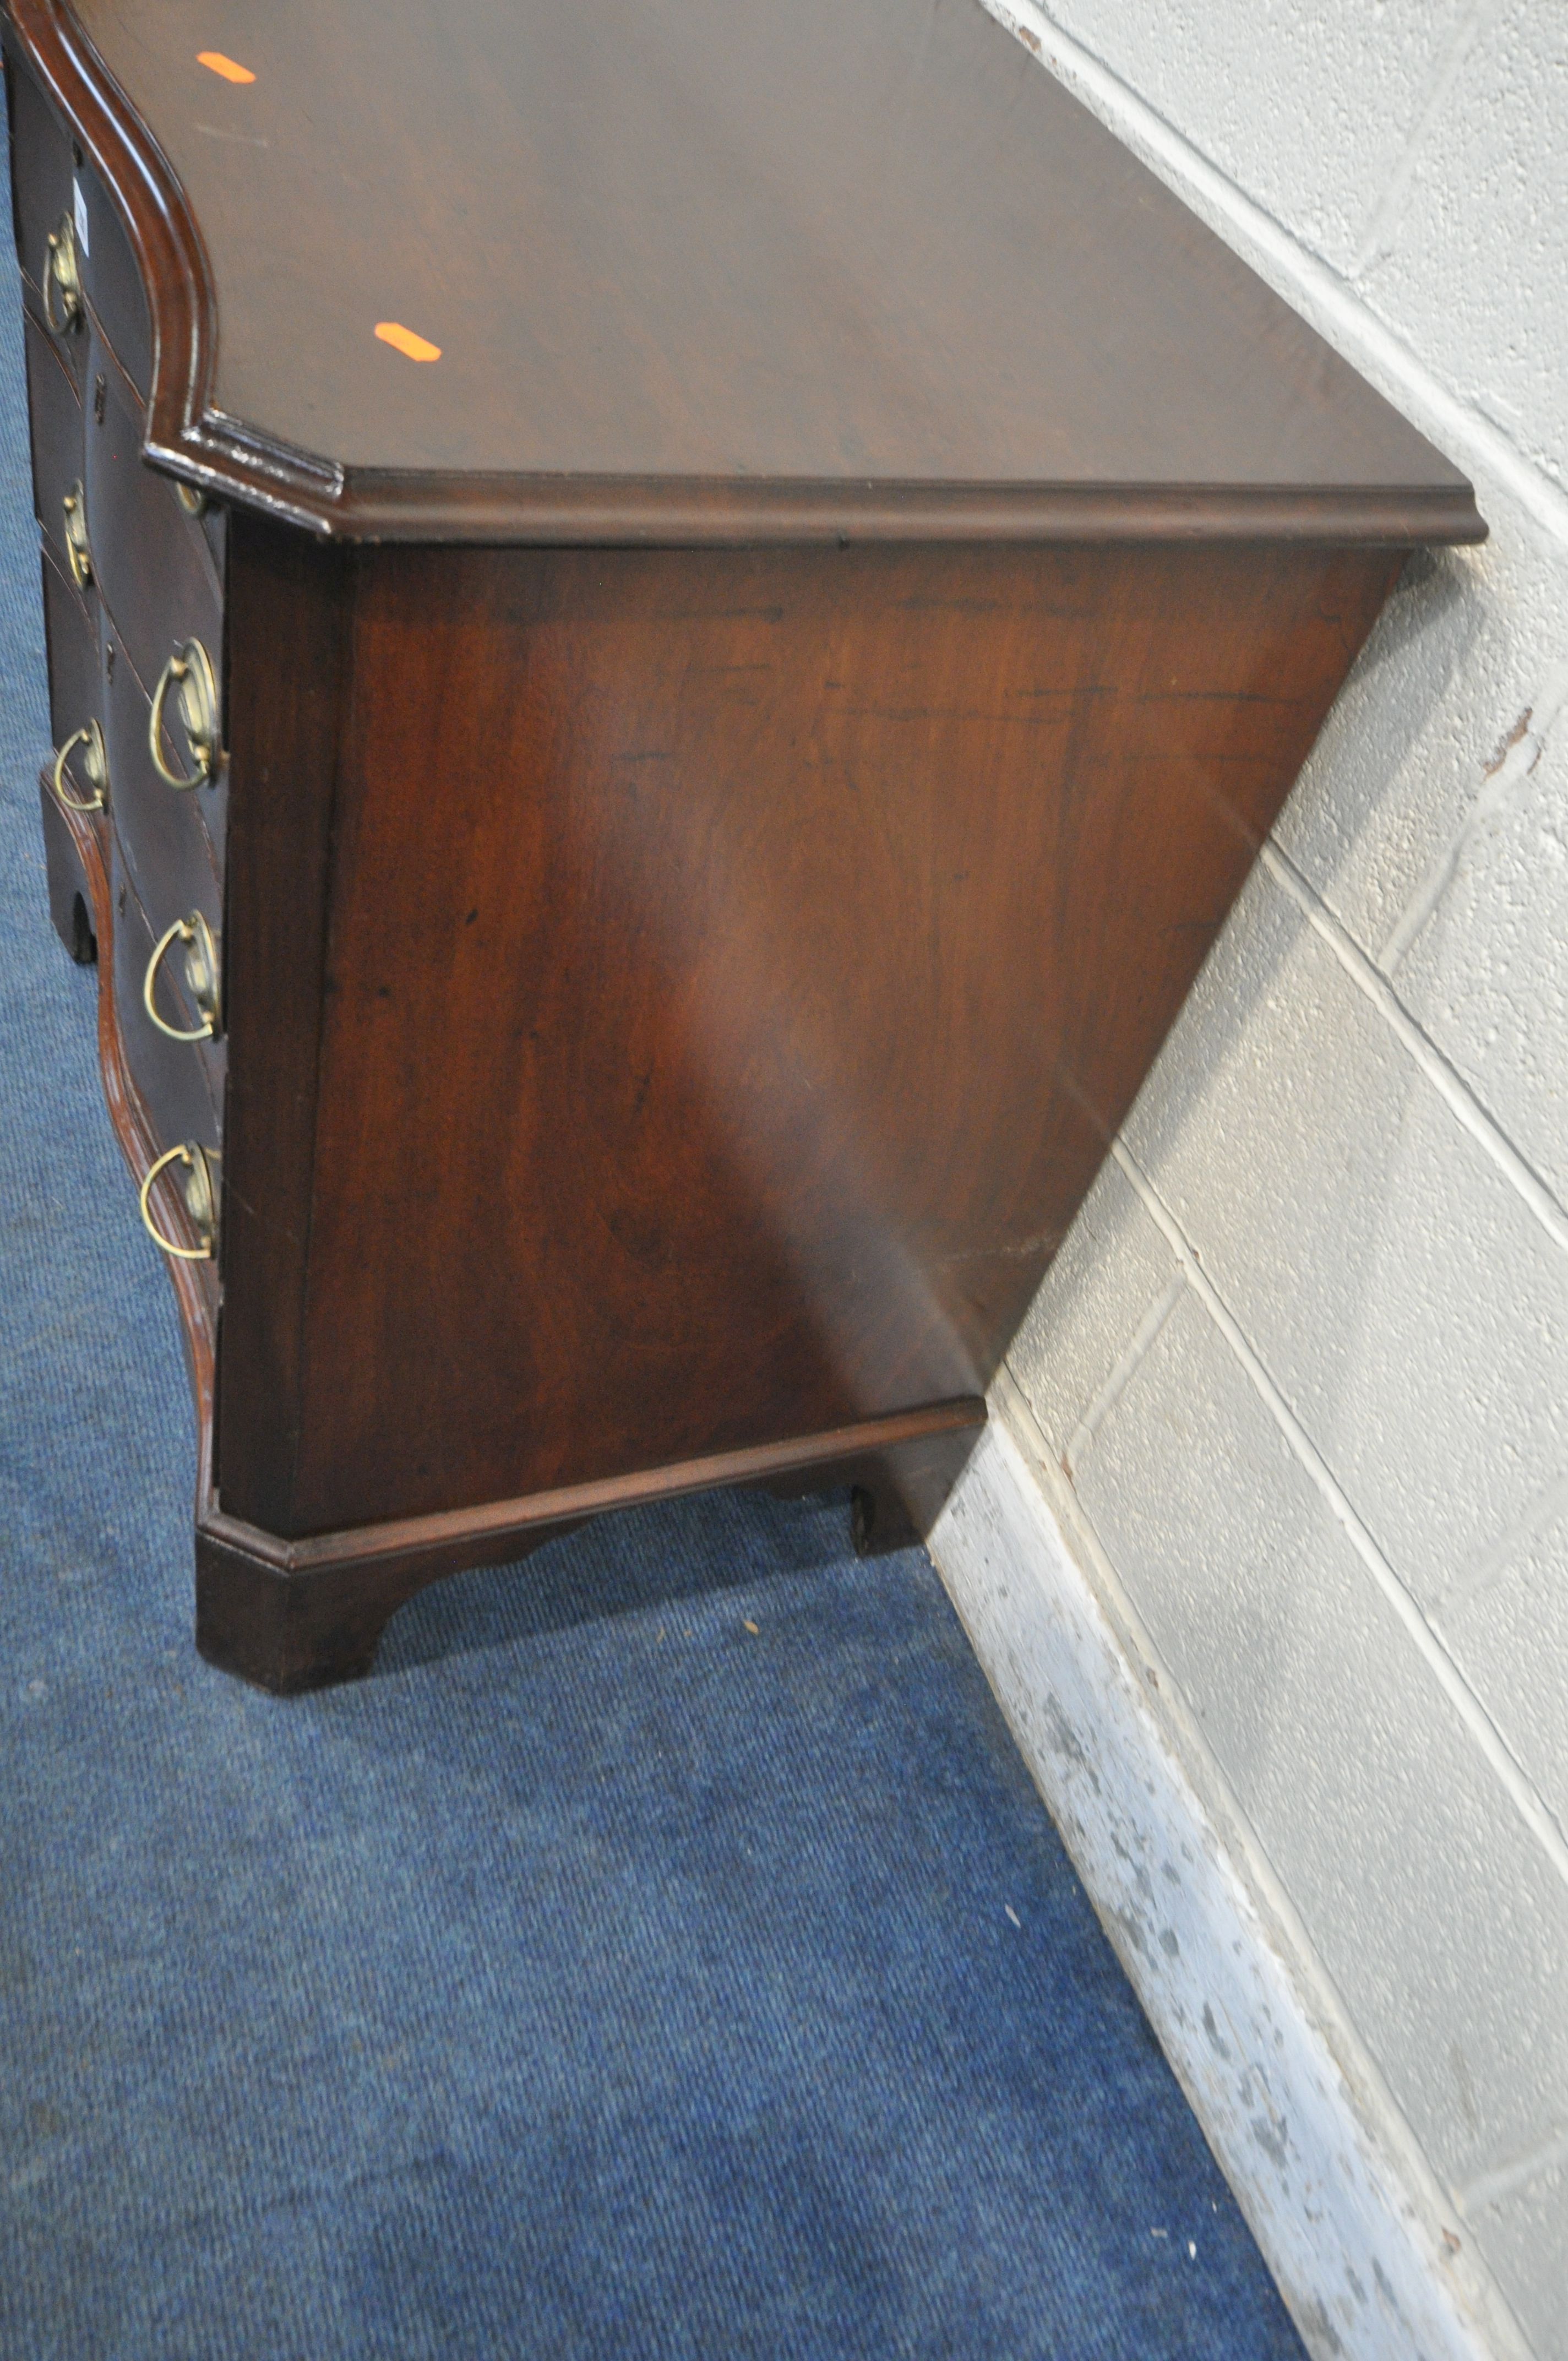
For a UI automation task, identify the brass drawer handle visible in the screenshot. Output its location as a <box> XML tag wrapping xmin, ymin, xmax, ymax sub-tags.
<box><xmin>42</xmin><ymin>214</ymin><xmax>83</xmax><ymax>334</ymax></box>
<box><xmin>144</xmin><ymin>912</ymin><xmax>221</xmax><ymax>1042</ymax></box>
<box><xmin>139</xmin><ymin>1141</ymin><xmax>218</xmax><ymax>1261</ymax></box>
<box><xmin>62</xmin><ymin>481</ymin><xmax>93</xmax><ymax>588</ymax></box>
<box><xmin>51</xmin><ymin>720</ymin><xmax>108</xmax><ymax>813</ymax></box>
<box><xmin>149</xmin><ymin>640</ymin><xmax>221</xmax><ymax>788</ymax></box>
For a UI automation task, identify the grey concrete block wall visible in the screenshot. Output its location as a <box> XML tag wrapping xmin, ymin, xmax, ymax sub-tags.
<box><xmin>1070</xmin><ymin>1284</ymin><xmax>1568</xmax><ymax>2202</ymax></box>
<box><xmin>986</xmin><ymin>3</ymin><xmax>1568</xmax><ymax>2351</ymax></box>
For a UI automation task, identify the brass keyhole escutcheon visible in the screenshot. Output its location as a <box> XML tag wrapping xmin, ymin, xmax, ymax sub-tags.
<box><xmin>51</xmin><ymin>717</ymin><xmax>108</xmax><ymax>813</ymax></box>
<box><xmin>43</xmin><ymin>214</ymin><xmax>83</xmax><ymax>334</ymax></box>
<box><xmin>62</xmin><ymin>481</ymin><xmax>93</xmax><ymax>589</ymax></box>
<box><xmin>149</xmin><ymin>639</ymin><xmax>221</xmax><ymax>788</ymax></box>
<box><xmin>144</xmin><ymin>910</ymin><xmax>222</xmax><ymax>1042</ymax></box>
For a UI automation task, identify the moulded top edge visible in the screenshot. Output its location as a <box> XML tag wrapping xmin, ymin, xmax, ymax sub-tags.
<box><xmin>11</xmin><ymin>0</ymin><xmax>1484</xmax><ymax>546</ymax></box>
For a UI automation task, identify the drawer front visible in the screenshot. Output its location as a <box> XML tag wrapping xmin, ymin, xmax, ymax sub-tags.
<box><xmin>195</xmin><ymin>497</ymin><xmax>228</xmax><ymax>586</ymax></box>
<box><xmin>6</xmin><ymin>46</ymin><xmax>151</xmax><ymax>396</ymax></box>
<box><xmin>71</xmin><ymin>159</ymin><xmax>152</xmax><ymax>399</ymax></box>
<box><xmin>23</xmin><ymin>308</ymin><xmax>86</xmax><ymax>581</ymax></box>
<box><xmin>83</xmin><ymin>320</ymin><xmax>223</xmax><ymax>699</ymax></box>
<box><xmin>40</xmin><ymin>544</ymin><xmax>100</xmax><ymax>760</ymax></box>
<box><xmin>110</xmin><ymin>831</ymin><xmax>224</xmax><ymax>1158</ymax></box>
<box><xmin>8</xmin><ymin>45</ymin><xmax>78</xmax><ymax>374</ymax></box>
<box><xmin>99</xmin><ymin>618</ymin><xmax>225</xmax><ymax>945</ymax></box>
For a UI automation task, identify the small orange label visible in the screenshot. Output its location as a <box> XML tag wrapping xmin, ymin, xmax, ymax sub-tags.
<box><xmin>197</xmin><ymin>51</ymin><xmax>255</xmax><ymax>84</ymax></box>
<box><xmin>375</xmin><ymin>322</ymin><xmax>442</xmax><ymax>362</ymax></box>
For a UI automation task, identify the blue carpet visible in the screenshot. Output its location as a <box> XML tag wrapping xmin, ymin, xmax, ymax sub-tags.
<box><xmin>0</xmin><ymin>110</ymin><xmax>1305</xmax><ymax>2361</ymax></box>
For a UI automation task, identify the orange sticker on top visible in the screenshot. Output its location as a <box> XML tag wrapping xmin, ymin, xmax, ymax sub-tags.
<box><xmin>198</xmin><ymin>51</ymin><xmax>255</xmax><ymax>83</ymax></box>
<box><xmin>375</xmin><ymin>322</ymin><xmax>442</xmax><ymax>362</ymax></box>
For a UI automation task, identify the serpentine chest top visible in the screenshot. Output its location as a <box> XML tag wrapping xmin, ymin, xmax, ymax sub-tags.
<box><xmin>4</xmin><ymin>0</ymin><xmax>1482</xmax><ymax>1691</ymax></box>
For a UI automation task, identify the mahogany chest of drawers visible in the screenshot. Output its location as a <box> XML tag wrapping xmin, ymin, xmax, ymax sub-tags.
<box><xmin>3</xmin><ymin>0</ymin><xmax>1482</xmax><ymax>1690</ymax></box>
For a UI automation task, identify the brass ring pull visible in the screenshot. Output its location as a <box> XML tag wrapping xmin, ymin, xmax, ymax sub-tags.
<box><xmin>138</xmin><ymin>1142</ymin><xmax>217</xmax><ymax>1261</ymax></box>
<box><xmin>62</xmin><ymin>481</ymin><xmax>93</xmax><ymax>588</ymax></box>
<box><xmin>51</xmin><ymin>720</ymin><xmax>108</xmax><ymax>813</ymax></box>
<box><xmin>149</xmin><ymin>639</ymin><xmax>220</xmax><ymax>788</ymax></box>
<box><xmin>143</xmin><ymin>911</ymin><xmax>221</xmax><ymax>1042</ymax></box>
<box><xmin>43</xmin><ymin>214</ymin><xmax>83</xmax><ymax>334</ymax></box>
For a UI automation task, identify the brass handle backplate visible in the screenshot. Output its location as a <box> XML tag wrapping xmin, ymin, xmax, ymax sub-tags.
<box><xmin>51</xmin><ymin>719</ymin><xmax>108</xmax><ymax>813</ymax></box>
<box><xmin>144</xmin><ymin>911</ymin><xmax>221</xmax><ymax>1042</ymax></box>
<box><xmin>149</xmin><ymin>639</ymin><xmax>221</xmax><ymax>789</ymax></box>
<box><xmin>62</xmin><ymin>480</ymin><xmax>93</xmax><ymax>589</ymax></box>
<box><xmin>139</xmin><ymin>1141</ymin><xmax>218</xmax><ymax>1261</ymax></box>
<box><xmin>43</xmin><ymin>214</ymin><xmax>83</xmax><ymax>334</ymax></box>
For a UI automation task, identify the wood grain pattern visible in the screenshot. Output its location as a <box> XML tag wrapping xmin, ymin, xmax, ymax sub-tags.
<box><xmin>207</xmin><ymin>536</ymin><xmax>1398</xmax><ymax>1540</ymax></box>
<box><xmin>5</xmin><ymin>0</ymin><xmax>1484</xmax><ymax>546</ymax></box>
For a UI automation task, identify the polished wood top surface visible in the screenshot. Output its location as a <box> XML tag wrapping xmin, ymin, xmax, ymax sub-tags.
<box><xmin>13</xmin><ymin>0</ymin><xmax>1480</xmax><ymax>541</ymax></box>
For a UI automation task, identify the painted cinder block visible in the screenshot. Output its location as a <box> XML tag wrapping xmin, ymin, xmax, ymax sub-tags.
<box><xmin>1394</xmin><ymin>720</ymin><xmax>1568</xmax><ymax>1212</ymax></box>
<box><xmin>1066</xmin><ymin>1283</ymin><xmax>1568</xmax><ymax>2233</ymax></box>
<box><xmin>1118</xmin><ymin>873</ymin><xmax>1568</xmax><ymax>1613</ymax></box>
<box><xmin>1355</xmin><ymin>0</ymin><xmax>1568</xmax><ymax>499</ymax></box>
<box><xmin>1006</xmin><ymin>1158</ymin><xmax>1177</xmax><ymax>1458</ymax></box>
<box><xmin>1271</xmin><ymin>542</ymin><xmax>1483</xmax><ymax>952</ymax></box>
<box><xmin>1037</xmin><ymin>3</ymin><xmax>1568</xmax><ymax>499</ymax></box>
<box><xmin>1273</xmin><ymin>483</ymin><xmax>1568</xmax><ymax>961</ymax></box>
<box><xmin>1462</xmin><ymin>2159</ymin><xmax>1568</xmax><ymax>2361</ymax></box>
<box><xmin>1435</xmin><ymin>1499</ymin><xmax>1568</xmax><ymax>1837</ymax></box>
<box><xmin>1038</xmin><ymin>0</ymin><xmax>1477</xmax><ymax>281</ymax></box>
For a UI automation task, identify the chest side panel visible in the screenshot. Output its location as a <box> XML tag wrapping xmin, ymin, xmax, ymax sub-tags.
<box><xmin>235</xmin><ymin>538</ymin><xmax>1397</xmax><ymax>1536</ymax></box>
